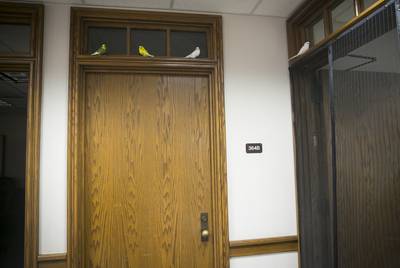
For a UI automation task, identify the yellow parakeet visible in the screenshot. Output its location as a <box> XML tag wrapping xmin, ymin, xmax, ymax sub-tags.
<box><xmin>91</xmin><ymin>43</ymin><xmax>107</xmax><ymax>56</ymax></box>
<box><xmin>138</xmin><ymin>46</ymin><xmax>154</xmax><ymax>57</ymax></box>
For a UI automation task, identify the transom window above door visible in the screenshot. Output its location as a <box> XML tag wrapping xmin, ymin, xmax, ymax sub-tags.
<box><xmin>83</xmin><ymin>24</ymin><xmax>210</xmax><ymax>59</ymax></box>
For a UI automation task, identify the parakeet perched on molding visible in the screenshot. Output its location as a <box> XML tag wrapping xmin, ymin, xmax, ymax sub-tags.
<box><xmin>91</xmin><ymin>43</ymin><xmax>107</xmax><ymax>56</ymax></box>
<box><xmin>139</xmin><ymin>46</ymin><xmax>154</xmax><ymax>57</ymax></box>
<box><xmin>185</xmin><ymin>47</ymin><xmax>200</xmax><ymax>59</ymax></box>
<box><xmin>290</xmin><ymin>41</ymin><xmax>310</xmax><ymax>60</ymax></box>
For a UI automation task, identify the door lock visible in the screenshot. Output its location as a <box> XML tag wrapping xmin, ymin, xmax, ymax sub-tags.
<box><xmin>200</xmin><ymin>212</ymin><xmax>209</xmax><ymax>242</ymax></box>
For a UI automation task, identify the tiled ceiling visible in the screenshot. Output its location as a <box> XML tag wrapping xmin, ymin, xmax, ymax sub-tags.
<box><xmin>40</xmin><ymin>0</ymin><xmax>305</xmax><ymax>18</ymax></box>
<box><xmin>84</xmin><ymin>0</ymin><xmax>171</xmax><ymax>9</ymax></box>
<box><xmin>253</xmin><ymin>0</ymin><xmax>305</xmax><ymax>17</ymax></box>
<box><xmin>172</xmin><ymin>0</ymin><xmax>260</xmax><ymax>14</ymax></box>
<box><xmin>0</xmin><ymin>72</ymin><xmax>28</xmax><ymax>109</ymax></box>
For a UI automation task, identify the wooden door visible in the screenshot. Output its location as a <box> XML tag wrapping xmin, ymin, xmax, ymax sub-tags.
<box><xmin>82</xmin><ymin>72</ymin><xmax>214</xmax><ymax>267</ymax></box>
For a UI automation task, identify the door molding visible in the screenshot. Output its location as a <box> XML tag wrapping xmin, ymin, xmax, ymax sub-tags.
<box><xmin>0</xmin><ymin>3</ymin><xmax>44</xmax><ymax>268</ymax></box>
<box><xmin>68</xmin><ymin>8</ymin><xmax>228</xmax><ymax>268</ymax></box>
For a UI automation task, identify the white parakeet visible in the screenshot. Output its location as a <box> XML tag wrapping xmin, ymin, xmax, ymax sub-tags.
<box><xmin>185</xmin><ymin>47</ymin><xmax>200</xmax><ymax>59</ymax></box>
<box><xmin>290</xmin><ymin>41</ymin><xmax>310</xmax><ymax>60</ymax></box>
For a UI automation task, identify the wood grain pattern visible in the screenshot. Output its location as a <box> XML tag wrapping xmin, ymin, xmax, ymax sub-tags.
<box><xmin>83</xmin><ymin>72</ymin><xmax>213</xmax><ymax>267</ymax></box>
<box><xmin>68</xmin><ymin>8</ymin><xmax>228</xmax><ymax>268</ymax></box>
<box><xmin>229</xmin><ymin>236</ymin><xmax>298</xmax><ymax>257</ymax></box>
<box><xmin>0</xmin><ymin>2</ymin><xmax>44</xmax><ymax>268</ymax></box>
<box><xmin>333</xmin><ymin>71</ymin><xmax>400</xmax><ymax>268</ymax></box>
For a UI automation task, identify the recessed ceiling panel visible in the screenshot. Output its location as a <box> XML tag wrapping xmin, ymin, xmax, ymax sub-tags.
<box><xmin>84</xmin><ymin>0</ymin><xmax>171</xmax><ymax>9</ymax></box>
<box><xmin>173</xmin><ymin>0</ymin><xmax>259</xmax><ymax>14</ymax></box>
<box><xmin>254</xmin><ymin>0</ymin><xmax>305</xmax><ymax>17</ymax></box>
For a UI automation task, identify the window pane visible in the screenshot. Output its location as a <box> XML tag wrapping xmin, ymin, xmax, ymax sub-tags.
<box><xmin>311</xmin><ymin>18</ymin><xmax>325</xmax><ymax>45</ymax></box>
<box><xmin>131</xmin><ymin>29</ymin><xmax>166</xmax><ymax>57</ymax></box>
<box><xmin>363</xmin><ymin>0</ymin><xmax>376</xmax><ymax>9</ymax></box>
<box><xmin>0</xmin><ymin>24</ymin><xmax>31</xmax><ymax>54</ymax></box>
<box><xmin>0</xmin><ymin>71</ymin><xmax>29</xmax><ymax>267</ymax></box>
<box><xmin>331</xmin><ymin>0</ymin><xmax>356</xmax><ymax>32</ymax></box>
<box><xmin>171</xmin><ymin>31</ymin><xmax>208</xmax><ymax>58</ymax></box>
<box><xmin>87</xmin><ymin>27</ymin><xmax>127</xmax><ymax>55</ymax></box>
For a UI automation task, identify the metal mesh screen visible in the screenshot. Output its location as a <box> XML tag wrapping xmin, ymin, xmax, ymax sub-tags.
<box><xmin>290</xmin><ymin>1</ymin><xmax>400</xmax><ymax>267</ymax></box>
<box><xmin>332</xmin><ymin>2</ymin><xmax>400</xmax><ymax>267</ymax></box>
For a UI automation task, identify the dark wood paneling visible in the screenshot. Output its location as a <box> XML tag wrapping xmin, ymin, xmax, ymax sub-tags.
<box><xmin>229</xmin><ymin>236</ymin><xmax>298</xmax><ymax>257</ymax></box>
<box><xmin>333</xmin><ymin>71</ymin><xmax>400</xmax><ymax>268</ymax></box>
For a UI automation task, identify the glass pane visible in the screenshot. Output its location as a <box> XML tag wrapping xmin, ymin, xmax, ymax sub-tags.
<box><xmin>171</xmin><ymin>31</ymin><xmax>208</xmax><ymax>58</ymax></box>
<box><xmin>0</xmin><ymin>24</ymin><xmax>31</xmax><ymax>54</ymax></box>
<box><xmin>131</xmin><ymin>29</ymin><xmax>166</xmax><ymax>57</ymax></box>
<box><xmin>0</xmin><ymin>71</ymin><xmax>28</xmax><ymax>267</ymax></box>
<box><xmin>363</xmin><ymin>0</ymin><xmax>376</xmax><ymax>9</ymax></box>
<box><xmin>87</xmin><ymin>27</ymin><xmax>127</xmax><ymax>55</ymax></box>
<box><xmin>311</xmin><ymin>18</ymin><xmax>325</xmax><ymax>45</ymax></box>
<box><xmin>331</xmin><ymin>0</ymin><xmax>356</xmax><ymax>32</ymax></box>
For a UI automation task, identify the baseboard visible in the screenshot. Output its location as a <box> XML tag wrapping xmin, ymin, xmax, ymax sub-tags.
<box><xmin>36</xmin><ymin>236</ymin><xmax>299</xmax><ymax>266</ymax></box>
<box><xmin>230</xmin><ymin>235</ymin><xmax>299</xmax><ymax>257</ymax></box>
<box><xmin>38</xmin><ymin>253</ymin><xmax>67</xmax><ymax>268</ymax></box>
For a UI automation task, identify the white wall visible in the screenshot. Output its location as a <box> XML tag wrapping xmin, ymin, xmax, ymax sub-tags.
<box><xmin>40</xmin><ymin>4</ymin><xmax>70</xmax><ymax>254</ymax></box>
<box><xmin>40</xmin><ymin>4</ymin><xmax>298</xmax><ymax>267</ymax></box>
<box><xmin>223</xmin><ymin>13</ymin><xmax>297</xmax><ymax>241</ymax></box>
<box><xmin>223</xmin><ymin>13</ymin><xmax>298</xmax><ymax>267</ymax></box>
<box><xmin>231</xmin><ymin>252</ymin><xmax>298</xmax><ymax>268</ymax></box>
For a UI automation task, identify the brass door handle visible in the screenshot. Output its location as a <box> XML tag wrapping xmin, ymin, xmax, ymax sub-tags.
<box><xmin>201</xmin><ymin>229</ymin><xmax>209</xmax><ymax>240</ymax></box>
<box><xmin>200</xmin><ymin>212</ymin><xmax>209</xmax><ymax>242</ymax></box>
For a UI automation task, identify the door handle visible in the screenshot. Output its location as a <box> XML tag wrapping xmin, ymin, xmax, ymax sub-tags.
<box><xmin>200</xmin><ymin>212</ymin><xmax>209</xmax><ymax>242</ymax></box>
<box><xmin>201</xmin><ymin>229</ymin><xmax>209</xmax><ymax>240</ymax></box>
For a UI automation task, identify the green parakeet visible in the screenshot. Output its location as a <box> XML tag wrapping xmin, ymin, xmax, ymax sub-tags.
<box><xmin>91</xmin><ymin>43</ymin><xmax>107</xmax><ymax>56</ymax></box>
<box><xmin>139</xmin><ymin>46</ymin><xmax>154</xmax><ymax>57</ymax></box>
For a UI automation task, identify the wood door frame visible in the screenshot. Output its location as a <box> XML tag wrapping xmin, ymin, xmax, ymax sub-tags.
<box><xmin>0</xmin><ymin>2</ymin><xmax>43</xmax><ymax>268</ymax></box>
<box><xmin>68</xmin><ymin>7</ymin><xmax>229</xmax><ymax>268</ymax></box>
<box><xmin>286</xmin><ymin>0</ymin><xmax>386</xmax><ymax>59</ymax></box>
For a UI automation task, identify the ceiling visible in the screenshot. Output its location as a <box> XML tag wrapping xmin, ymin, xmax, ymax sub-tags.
<box><xmin>27</xmin><ymin>0</ymin><xmax>305</xmax><ymax>17</ymax></box>
<box><xmin>0</xmin><ymin>72</ymin><xmax>28</xmax><ymax>109</ymax></box>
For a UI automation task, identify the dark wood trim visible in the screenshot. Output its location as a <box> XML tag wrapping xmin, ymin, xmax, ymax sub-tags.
<box><xmin>287</xmin><ymin>0</ymin><xmax>330</xmax><ymax>57</ymax></box>
<box><xmin>68</xmin><ymin>7</ymin><xmax>228</xmax><ymax>268</ymax></box>
<box><xmin>287</xmin><ymin>0</ymin><xmax>385</xmax><ymax>58</ymax></box>
<box><xmin>38</xmin><ymin>254</ymin><xmax>67</xmax><ymax>268</ymax></box>
<box><xmin>229</xmin><ymin>236</ymin><xmax>299</xmax><ymax>257</ymax></box>
<box><xmin>289</xmin><ymin>0</ymin><xmax>386</xmax><ymax>66</ymax></box>
<box><xmin>38</xmin><ymin>253</ymin><xmax>68</xmax><ymax>262</ymax></box>
<box><xmin>76</xmin><ymin>6</ymin><xmax>216</xmax><ymax>58</ymax></box>
<box><xmin>355</xmin><ymin>0</ymin><xmax>364</xmax><ymax>15</ymax></box>
<box><xmin>0</xmin><ymin>2</ymin><xmax>43</xmax><ymax>268</ymax></box>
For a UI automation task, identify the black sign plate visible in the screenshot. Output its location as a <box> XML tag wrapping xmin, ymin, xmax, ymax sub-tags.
<box><xmin>246</xmin><ymin>143</ymin><xmax>263</xmax><ymax>154</ymax></box>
